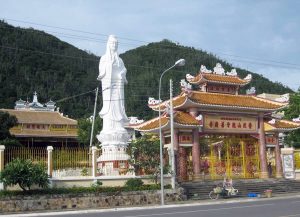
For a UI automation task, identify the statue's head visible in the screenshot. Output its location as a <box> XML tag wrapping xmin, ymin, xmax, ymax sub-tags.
<box><xmin>107</xmin><ymin>35</ymin><xmax>118</xmax><ymax>53</ymax></box>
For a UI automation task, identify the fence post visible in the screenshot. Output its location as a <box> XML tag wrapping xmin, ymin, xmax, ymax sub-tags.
<box><xmin>0</xmin><ymin>145</ymin><xmax>5</xmax><ymax>190</ymax></box>
<box><xmin>92</xmin><ymin>146</ymin><xmax>98</xmax><ymax>178</ymax></box>
<box><xmin>47</xmin><ymin>146</ymin><xmax>53</xmax><ymax>178</ymax></box>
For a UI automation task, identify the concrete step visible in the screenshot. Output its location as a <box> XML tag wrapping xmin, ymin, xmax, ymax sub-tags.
<box><xmin>181</xmin><ymin>179</ymin><xmax>300</xmax><ymax>199</ymax></box>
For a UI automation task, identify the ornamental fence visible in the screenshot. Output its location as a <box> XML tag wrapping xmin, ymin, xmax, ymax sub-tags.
<box><xmin>3</xmin><ymin>146</ymin><xmax>101</xmax><ymax>178</ymax></box>
<box><xmin>4</xmin><ymin>146</ymin><xmax>47</xmax><ymax>168</ymax></box>
<box><xmin>295</xmin><ymin>149</ymin><xmax>300</xmax><ymax>170</ymax></box>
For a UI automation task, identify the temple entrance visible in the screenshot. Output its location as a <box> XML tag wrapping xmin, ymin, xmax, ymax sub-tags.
<box><xmin>184</xmin><ymin>135</ymin><xmax>260</xmax><ymax>181</ymax></box>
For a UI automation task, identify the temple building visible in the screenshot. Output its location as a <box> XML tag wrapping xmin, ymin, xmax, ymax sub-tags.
<box><xmin>134</xmin><ymin>63</ymin><xmax>300</xmax><ymax>181</ymax></box>
<box><xmin>1</xmin><ymin>92</ymin><xmax>78</xmax><ymax>147</ymax></box>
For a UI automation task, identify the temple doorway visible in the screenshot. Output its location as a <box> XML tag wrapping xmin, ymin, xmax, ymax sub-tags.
<box><xmin>185</xmin><ymin>135</ymin><xmax>260</xmax><ymax>180</ymax></box>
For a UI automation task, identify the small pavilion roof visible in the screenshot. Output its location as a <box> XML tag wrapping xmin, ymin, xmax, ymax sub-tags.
<box><xmin>0</xmin><ymin>109</ymin><xmax>77</xmax><ymax>125</ymax></box>
<box><xmin>264</xmin><ymin>119</ymin><xmax>300</xmax><ymax>132</ymax></box>
<box><xmin>149</xmin><ymin>91</ymin><xmax>287</xmax><ymax>112</ymax></box>
<box><xmin>187</xmin><ymin>73</ymin><xmax>250</xmax><ymax>86</ymax></box>
<box><xmin>134</xmin><ymin>111</ymin><xmax>200</xmax><ymax>132</ymax></box>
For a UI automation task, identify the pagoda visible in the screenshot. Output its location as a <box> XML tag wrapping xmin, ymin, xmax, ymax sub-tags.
<box><xmin>134</xmin><ymin>63</ymin><xmax>300</xmax><ymax>181</ymax></box>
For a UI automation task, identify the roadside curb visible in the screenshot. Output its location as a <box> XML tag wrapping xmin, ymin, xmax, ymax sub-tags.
<box><xmin>3</xmin><ymin>193</ymin><xmax>300</xmax><ymax>217</ymax></box>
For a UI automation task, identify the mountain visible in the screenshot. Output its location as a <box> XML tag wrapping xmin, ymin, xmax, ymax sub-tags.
<box><xmin>0</xmin><ymin>20</ymin><xmax>293</xmax><ymax>120</ymax></box>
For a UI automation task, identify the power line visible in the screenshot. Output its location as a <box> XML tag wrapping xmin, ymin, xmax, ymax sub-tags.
<box><xmin>2</xmin><ymin>18</ymin><xmax>300</xmax><ymax>69</ymax></box>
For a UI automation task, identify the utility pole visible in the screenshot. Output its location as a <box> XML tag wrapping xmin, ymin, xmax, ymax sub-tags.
<box><xmin>89</xmin><ymin>87</ymin><xmax>99</xmax><ymax>147</ymax></box>
<box><xmin>170</xmin><ymin>79</ymin><xmax>176</xmax><ymax>189</ymax></box>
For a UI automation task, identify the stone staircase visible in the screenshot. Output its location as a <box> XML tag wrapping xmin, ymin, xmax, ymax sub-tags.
<box><xmin>181</xmin><ymin>179</ymin><xmax>300</xmax><ymax>200</ymax></box>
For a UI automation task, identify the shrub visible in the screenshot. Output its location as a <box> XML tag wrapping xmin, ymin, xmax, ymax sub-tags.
<box><xmin>0</xmin><ymin>158</ymin><xmax>49</xmax><ymax>191</ymax></box>
<box><xmin>124</xmin><ymin>178</ymin><xmax>144</xmax><ymax>188</ymax></box>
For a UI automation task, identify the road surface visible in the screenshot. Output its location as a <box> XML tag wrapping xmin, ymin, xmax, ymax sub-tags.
<box><xmin>4</xmin><ymin>195</ymin><xmax>300</xmax><ymax>217</ymax></box>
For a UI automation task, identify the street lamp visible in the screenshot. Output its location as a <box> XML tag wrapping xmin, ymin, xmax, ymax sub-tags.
<box><xmin>159</xmin><ymin>58</ymin><xmax>185</xmax><ymax>205</ymax></box>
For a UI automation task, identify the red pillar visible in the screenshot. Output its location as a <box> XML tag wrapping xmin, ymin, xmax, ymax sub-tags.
<box><xmin>178</xmin><ymin>146</ymin><xmax>187</xmax><ymax>181</ymax></box>
<box><xmin>275</xmin><ymin>133</ymin><xmax>283</xmax><ymax>178</ymax></box>
<box><xmin>189</xmin><ymin>108</ymin><xmax>201</xmax><ymax>180</ymax></box>
<box><xmin>192</xmin><ymin>128</ymin><xmax>201</xmax><ymax>180</ymax></box>
<box><xmin>174</xmin><ymin>129</ymin><xmax>179</xmax><ymax>151</ymax></box>
<box><xmin>259</xmin><ymin>114</ymin><xmax>268</xmax><ymax>179</ymax></box>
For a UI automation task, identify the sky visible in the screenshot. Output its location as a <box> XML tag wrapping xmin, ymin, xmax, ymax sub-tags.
<box><xmin>1</xmin><ymin>0</ymin><xmax>300</xmax><ymax>90</ymax></box>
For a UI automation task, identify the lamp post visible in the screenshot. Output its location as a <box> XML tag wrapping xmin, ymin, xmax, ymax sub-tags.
<box><xmin>159</xmin><ymin>59</ymin><xmax>185</xmax><ymax>205</ymax></box>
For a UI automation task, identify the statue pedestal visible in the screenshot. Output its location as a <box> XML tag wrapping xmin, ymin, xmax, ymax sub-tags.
<box><xmin>96</xmin><ymin>129</ymin><xmax>131</xmax><ymax>176</ymax></box>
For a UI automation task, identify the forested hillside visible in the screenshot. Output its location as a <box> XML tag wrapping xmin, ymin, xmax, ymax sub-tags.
<box><xmin>0</xmin><ymin>20</ymin><xmax>293</xmax><ymax>120</ymax></box>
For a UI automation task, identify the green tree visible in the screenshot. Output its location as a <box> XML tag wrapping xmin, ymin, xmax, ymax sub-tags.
<box><xmin>0</xmin><ymin>158</ymin><xmax>49</xmax><ymax>191</ymax></box>
<box><xmin>127</xmin><ymin>134</ymin><xmax>171</xmax><ymax>183</ymax></box>
<box><xmin>77</xmin><ymin>116</ymin><xmax>102</xmax><ymax>146</ymax></box>
<box><xmin>283</xmin><ymin>88</ymin><xmax>300</xmax><ymax>147</ymax></box>
<box><xmin>128</xmin><ymin>134</ymin><xmax>160</xmax><ymax>175</ymax></box>
<box><xmin>0</xmin><ymin>111</ymin><xmax>17</xmax><ymax>140</ymax></box>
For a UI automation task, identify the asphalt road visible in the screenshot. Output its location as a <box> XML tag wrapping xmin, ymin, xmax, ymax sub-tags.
<box><xmin>4</xmin><ymin>195</ymin><xmax>300</xmax><ymax>217</ymax></box>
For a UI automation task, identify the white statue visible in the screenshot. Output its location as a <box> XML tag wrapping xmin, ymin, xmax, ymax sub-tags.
<box><xmin>97</xmin><ymin>35</ymin><xmax>129</xmax><ymax>131</ymax></box>
<box><xmin>96</xmin><ymin>35</ymin><xmax>130</xmax><ymax>176</ymax></box>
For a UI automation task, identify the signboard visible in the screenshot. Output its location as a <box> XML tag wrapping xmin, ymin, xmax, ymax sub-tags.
<box><xmin>179</xmin><ymin>133</ymin><xmax>193</xmax><ymax>144</ymax></box>
<box><xmin>203</xmin><ymin>114</ymin><xmax>258</xmax><ymax>133</ymax></box>
<box><xmin>282</xmin><ymin>154</ymin><xmax>295</xmax><ymax>179</ymax></box>
<box><xmin>265</xmin><ymin>135</ymin><xmax>278</xmax><ymax>146</ymax></box>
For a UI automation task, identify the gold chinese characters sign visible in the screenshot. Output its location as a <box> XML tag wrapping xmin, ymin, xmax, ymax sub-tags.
<box><xmin>179</xmin><ymin>133</ymin><xmax>193</xmax><ymax>144</ymax></box>
<box><xmin>203</xmin><ymin>114</ymin><xmax>258</xmax><ymax>133</ymax></box>
<box><xmin>265</xmin><ymin>135</ymin><xmax>278</xmax><ymax>145</ymax></box>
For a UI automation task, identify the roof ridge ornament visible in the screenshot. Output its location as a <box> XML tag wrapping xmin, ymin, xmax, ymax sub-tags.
<box><xmin>128</xmin><ymin>116</ymin><xmax>144</xmax><ymax>125</ymax></box>
<box><xmin>195</xmin><ymin>114</ymin><xmax>203</xmax><ymax>126</ymax></box>
<box><xmin>275</xmin><ymin>94</ymin><xmax>289</xmax><ymax>103</ymax></box>
<box><xmin>186</xmin><ymin>73</ymin><xmax>194</xmax><ymax>80</ymax></box>
<box><xmin>268</xmin><ymin>119</ymin><xmax>276</xmax><ymax>124</ymax></box>
<box><xmin>213</xmin><ymin>63</ymin><xmax>225</xmax><ymax>75</ymax></box>
<box><xmin>180</xmin><ymin>79</ymin><xmax>192</xmax><ymax>93</ymax></box>
<box><xmin>200</xmin><ymin>65</ymin><xmax>212</xmax><ymax>74</ymax></box>
<box><xmin>148</xmin><ymin>97</ymin><xmax>162</xmax><ymax>106</ymax></box>
<box><xmin>226</xmin><ymin>68</ymin><xmax>237</xmax><ymax>76</ymax></box>
<box><xmin>293</xmin><ymin>115</ymin><xmax>300</xmax><ymax>123</ymax></box>
<box><xmin>244</xmin><ymin>74</ymin><xmax>252</xmax><ymax>81</ymax></box>
<box><xmin>246</xmin><ymin>87</ymin><xmax>256</xmax><ymax>95</ymax></box>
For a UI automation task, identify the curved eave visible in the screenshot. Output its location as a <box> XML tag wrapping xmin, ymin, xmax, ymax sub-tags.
<box><xmin>134</xmin><ymin>112</ymin><xmax>201</xmax><ymax>133</ymax></box>
<box><xmin>188</xmin><ymin>99</ymin><xmax>287</xmax><ymax>112</ymax></box>
<box><xmin>202</xmin><ymin>80</ymin><xmax>250</xmax><ymax>86</ymax></box>
<box><xmin>149</xmin><ymin>95</ymin><xmax>188</xmax><ymax>112</ymax></box>
<box><xmin>264</xmin><ymin>121</ymin><xmax>300</xmax><ymax>132</ymax></box>
<box><xmin>134</xmin><ymin>117</ymin><xmax>169</xmax><ymax>132</ymax></box>
<box><xmin>187</xmin><ymin>74</ymin><xmax>250</xmax><ymax>86</ymax></box>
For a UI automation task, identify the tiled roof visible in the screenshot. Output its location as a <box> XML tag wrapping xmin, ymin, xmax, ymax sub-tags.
<box><xmin>149</xmin><ymin>91</ymin><xmax>286</xmax><ymax>112</ymax></box>
<box><xmin>174</xmin><ymin>111</ymin><xmax>200</xmax><ymax>125</ymax></box>
<box><xmin>10</xmin><ymin>129</ymin><xmax>77</xmax><ymax>138</ymax></box>
<box><xmin>135</xmin><ymin>111</ymin><xmax>200</xmax><ymax>132</ymax></box>
<box><xmin>189</xmin><ymin>91</ymin><xmax>286</xmax><ymax>111</ymax></box>
<box><xmin>265</xmin><ymin>120</ymin><xmax>300</xmax><ymax>132</ymax></box>
<box><xmin>0</xmin><ymin>109</ymin><xmax>77</xmax><ymax>125</ymax></box>
<box><xmin>148</xmin><ymin>94</ymin><xmax>187</xmax><ymax>111</ymax></box>
<box><xmin>135</xmin><ymin>116</ymin><xmax>169</xmax><ymax>131</ymax></box>
<box><xmin>188</xmin><ymin>73</ymin><xmax>249</xmax><ymax>86</ymax></box>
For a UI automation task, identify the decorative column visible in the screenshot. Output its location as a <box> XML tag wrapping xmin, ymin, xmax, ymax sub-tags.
<box><xmin>174</xmin><ymin>129</ymin><xmax>179</xmax><ymax>151</ymax></box>
<box><xmin>0</xmin><ymin>145</ymin><xmax>5</xmax><ymax>190</ymax></box>
<box><xmin>275</xmin><ymin>133</ymin><xmax>283</xmax><ymax>178</ymax></box>
<box><xmin>178</xmin><ymin>146</ymin><xmax>187</xmax><ymax>181</ymax></box>
<box><xmin>189</xmin><ymin>108</ymin><xmax>201</xmax><ymax>180</ymax></box>
<box><xmin>92</xmin><ymin>146</ymin><xmax>98</xmax><ymax>178</ymax></box>
<box><xmin>258</xmin><ymin>114</ymin><xmax>268</xmax><ymax>179</ymax></box>
<box><xmin>47</xmin><ymin>146</ymin><xmax>53</xmax><ymax>178</ymax></box>
<box><xmin>192</xmin><ymin>128</ymin><xmax>201</xmax><ymax>180</ymax></box>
